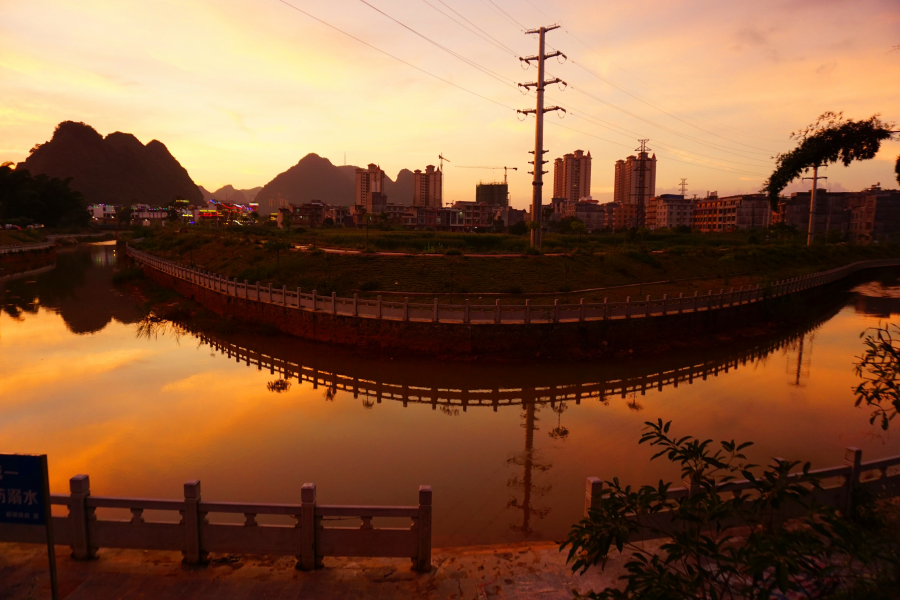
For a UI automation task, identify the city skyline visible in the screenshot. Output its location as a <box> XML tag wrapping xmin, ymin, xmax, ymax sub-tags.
<box><xmin>1</xmin><ymin>0</ymin><xmax>898</xmax><ymax>210</ymax></box>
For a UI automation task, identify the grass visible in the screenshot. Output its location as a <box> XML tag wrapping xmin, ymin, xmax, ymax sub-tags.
<box><xmin>132</xmin><ymin>227</ymin><xmax>900</xmax><ymax>304</ymax></box>
<box><xmin>0</xmin><ymin>229</ymin><xmax>45</xmax><ymax>246</ymax></box>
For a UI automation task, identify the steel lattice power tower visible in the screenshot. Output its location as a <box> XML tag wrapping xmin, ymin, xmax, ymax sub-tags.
<box><xmin>518</xmin><ymin>26</ymin><xmax>566</xmax><ymax>250</ymax></box>
<box><xmin>679</xmin><ymin>178</ymin><xmax>688</xmax><ymax>196</ymax></box>
<box><xmin>632</xmin><ymin>139</ymin><xmax>652</xmax><ymax>228</ymax></box>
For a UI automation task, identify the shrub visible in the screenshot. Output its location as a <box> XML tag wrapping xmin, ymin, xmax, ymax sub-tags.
<box><xmin>445</xmin><ymin>248</ymin><xmax>463</xmax><ymax>256</ymax></box>
<box><xmin>562</xmin><ymin>420</ymin><xmax>897</xmax><ymax>600</ymax></box>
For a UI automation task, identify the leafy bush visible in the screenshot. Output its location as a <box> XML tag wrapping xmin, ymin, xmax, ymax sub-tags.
<box><xmin>562</xmin><ymin>419</ymin><xmax>897</xmax><ymax>599</ymax></box>
<box><xmin>855</xmin><ymin>324</ymin><xmax>900</xmax><ymax>429</ymax></box>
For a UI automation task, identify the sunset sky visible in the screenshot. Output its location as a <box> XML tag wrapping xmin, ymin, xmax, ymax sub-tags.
<box><xmin>1</xmin><ymin>0</ymin><xmax>898</xmax><ymax>207</ymax></box>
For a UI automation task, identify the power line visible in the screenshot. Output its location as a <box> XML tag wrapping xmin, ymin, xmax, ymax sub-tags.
<box><xmin>481</xmin><ymin>0</ymin><xmax>526</xmax><ymax>31</ymax></box>
<box><xmin>432</xmin><ymin>0</ymin><xmax>521</xmax><ymax>57</ymax></box>
<box><xmin>274</xmin><ymin>0</ymin><xmax>517</xmax><ymax>111</ymax></box>
<box><xmin>358</xmin><ymin>0</ymin><xmax>518</xmax><ymax>88</ymax></box>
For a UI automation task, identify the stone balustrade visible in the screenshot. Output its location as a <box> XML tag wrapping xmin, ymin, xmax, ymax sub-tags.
<box><xmin>583</xmin><ymin>448</ymin><xmax>900</xmax><ymax>541</ymax></box>
<box><xmin>0</xmin><ymin>476</ymin><xmax>432</xmax><ymax>571</ymax></box>
<box><xmin>0</xmin><ymin>241</ymin><xmax>55</xmax><ymax>255</ymax></box>
<box><xmin>125</xmin><ymin>246</ymin><xmax>900</xmax><ymax>325</ymax></box>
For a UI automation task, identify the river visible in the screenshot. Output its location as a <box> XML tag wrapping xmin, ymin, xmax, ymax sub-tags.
<box><xmin>1</xmin><ymin>243</ymin><xmax>899</xmax><ymax>548</ymax></box>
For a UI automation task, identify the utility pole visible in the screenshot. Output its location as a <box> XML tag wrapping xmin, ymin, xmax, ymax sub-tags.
<box><xmin>518</xmin><ymin>26</ymin><xmax>566</xmax><ymax>250</ymax></box>
<box><xmin>802</xmin><ymin>166</ymin><xmax>827</xmax><ymax>246</ymax></box>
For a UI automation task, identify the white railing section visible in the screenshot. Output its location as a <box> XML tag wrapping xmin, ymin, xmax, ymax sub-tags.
<box><xmin>126</xmin><ymin>246</ymin><xmax>900</xmax><ymax>325</ymax></box>
<box><xmin>584</xmin><ymin>447</ymin><xmax>900</xmax><ymax>542</ymax></box>
<box><xmin>0</xmin><ymin>241</ymin><xmax>55</xmax><ymax>255</ymax></box>
<box><xmin>0</xmin><ymin>475</ymin><xmax>432</xmax><ymax>571</ymax></box>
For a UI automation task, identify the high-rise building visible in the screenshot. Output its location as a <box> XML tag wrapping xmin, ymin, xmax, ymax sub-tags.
<box><xmin>552</xmin><ymin>149</ymin><xmax>592</xmax><ymax>208</ymax></box>
<box><xmin>355</xmin><ymin>163</ymin><xmax>385</xmax><ymax>212</ymax></box>
<box><xmin>413</xmin><ymin>165</ymin><xmax>442</xmax><ymax>209</ymax></box>
<box><xmin>613</xmin><ymin>152</ymin><xmax>657</xmax><ymax>206</ymax></box>
<box><xmin>475</xmin><ymin>182</ymin><xmax>508</xmax><ymax>207</ymax></box>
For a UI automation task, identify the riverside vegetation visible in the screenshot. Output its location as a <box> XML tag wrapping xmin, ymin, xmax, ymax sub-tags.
<box><xmin>131</xmin><ymin>225</ymin><xmax>900</xmax><ymax>303</ymax></box>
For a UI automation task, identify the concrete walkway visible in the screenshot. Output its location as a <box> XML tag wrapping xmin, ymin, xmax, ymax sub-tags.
<box><xmin>0</xmin><ymin>541</ymin><xmax>631</xmax><ymax>599</ymax></box>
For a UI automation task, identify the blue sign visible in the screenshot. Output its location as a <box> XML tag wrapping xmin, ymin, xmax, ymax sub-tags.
<box><xmin>0</xmin><ymin>454</ymin><xmax>47</xmax><ymax>526</ymax></box>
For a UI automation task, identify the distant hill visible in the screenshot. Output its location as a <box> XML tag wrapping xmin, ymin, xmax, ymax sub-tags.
<box><xmin>203</xmin><ymin>185</ymin><xmax>264</xmax><ymax>204</ymax></box>
<box><xmin>17</xmin><ymin>121</ymin><xmax>203</xmax><ymax>206</ymax></box>
<box><xmin>256</xmin><ymin>154</ymin><xmax>414</xmax><ymax>211</ymax></box>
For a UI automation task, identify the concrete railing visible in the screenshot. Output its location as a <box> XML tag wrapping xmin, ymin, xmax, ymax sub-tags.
<box><xmin>0</xmin><ymin>241</ymin><xmax>55</xmax><ymax>255</ymax></box>
<box><xmin>584</xmin><ymin>448</ymin><xmax>900</xmax><ymax>541</ymax></box>
<box><xmin>126</xmin><ymin>245</ymin><xmax>900</xmax><ymax>325</ymax></box>
<box><xmin>0</xmin><ymin>476</ymin><xmax>432</xmax><ymax>571</ymax></box>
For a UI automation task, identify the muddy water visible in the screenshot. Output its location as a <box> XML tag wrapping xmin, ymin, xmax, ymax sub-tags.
<box><xmin>2</xmin><ymin>243</ymin><xmax>899</xmax><ymax>547</ymax></box>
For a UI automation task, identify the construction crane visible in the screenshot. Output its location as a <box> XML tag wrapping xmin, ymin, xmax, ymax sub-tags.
<box><xmin>456</xmin><ymin>166</ymin><xmax>518</xmax><ymax>184</ymax></box>
<box><xmin>438</xmin><ymin>153</ymin><xmax>450</xmax><ymax>171</ymax></box>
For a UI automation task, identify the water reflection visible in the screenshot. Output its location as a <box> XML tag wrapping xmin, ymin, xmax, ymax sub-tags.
<box><xmin>1</xmin><ymin>244</ymin><xmax>140</xmax><ymax>334</ymax></box>
<box><xmin>3</xmin><ymin>247</ymin><xmax>900</xmax><ymax>546</ymax></box>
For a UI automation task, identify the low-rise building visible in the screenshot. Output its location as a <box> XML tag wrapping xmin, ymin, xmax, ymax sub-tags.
<box><xmin>647</xmin><ymin>194</ymin><xmax>693</xmax><ymax>230</ymax></box>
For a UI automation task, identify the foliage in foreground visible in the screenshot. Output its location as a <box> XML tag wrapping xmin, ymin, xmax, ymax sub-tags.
<box><xmin>562</xmin><ymin>420</ymin><xmax>898</xmax><ymax>599</ymax></box>
<box><xmin>855</xmin><ymin>324</ymin><xmax>900</xmax><ymax>430</ymax></box>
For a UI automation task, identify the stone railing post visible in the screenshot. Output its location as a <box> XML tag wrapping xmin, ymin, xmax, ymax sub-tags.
<box><xmin>377</xmin><ymin>295</ymin><xmax>383</xmax><ymax>319</ymax></box>
<box><xmin>662</xmin><ymin>294</ymin><xmax>667</xmax><ymax>316</ymax></box>
<box><xmin>693</xmin><ymin>290</ymin><xmax>699</xmax><ymax>312</ymax></box>
<box><xmin>844</xmin><ymin>447</ymin><xmax>863</xmax><ymax>514</ymax></box>
<box><xmin>256</xmin><ymin>281</ymin><xmax>261</xmax><ymax>301</ymax></box>
<box><xmin>603</xmin><ymin>297</ymin><xmax>608</xmax><ymax>320</ymax></box>
<box><xmin>295</xmin><ymin>287</ymin><xmax>301</xmax><ymax>307</ymax></box>
<box><xmin>525</xmin><ymin>299</ymin><xmax>531</xmax><ymax>324</ymax></box>
<box><xmin>299</xmin><ymin>483</ymin><xmax>317</xmax><ymax>571</ymax></box>
<box><xmin>464</xmin><ymin>299</ymin><xmax>470</xmax><ymax>324</ymax></box>
<box><xmin>268</xmin><ymin>283</ymin><xmax>273</xmax><ymax>303</ymax></box>
<box><xmin>645</xmin><ymin>295</ymin><xmax>651</xmax><ymax>317</ymax></box>
<box><xmin>554</xmin><ymin>299</ymin><xmax>559</xmax><ymax>323</ymax></box>
<box><xmin>183</xmin><ymin>480</ymin><xmax>205</xmax><ymax>565</ymax></box>
<box><xmin>332</xmin><ymin>292</ymin><xmax>338</xmax><ymax>315</ymax></box>
<box><xmin>353</xmin><ymin>293</ymin><xmax>359</xmax><ymax>317</ymax></box>
<box><xmin>404</xmin><ymin>297</ymin><xmax>409</xmax><ymax>321</ymax></box>
<box><xmin>69</xmin><ymin>475</ymin><xmax>95</xmax><ymax>560</ymax></box>
<box><xmin>415</xmin><ymin>486</ymin><xmax>432</xmax><ymax>572</ymax></box>
<box><xmin>312</xmin><ymin>290</ymin><xmax>317</xmax><ymax>311</ymax></box>
<box><xmin>579</xmin><ymin>298</ymin><xmax>585</xmax><ymax>322</ymax></box>
<box><xmin>495</xmin><ymin>299</ymin><xmax>501</xmax><ymax>324</ymax></box>
<box><xmin>433</xmin><ymin>298</ymin><xmax>438</xmax><ymax>323</ymax></box>
<box><xmin>585</xmin><ymin>477</ymin><xmax>603</xmax><ymax>517</ymax></box>
<box><xmin>245</xmin><ymin>280</ymin><xmax>249</xmax><ymax>299</ymax></box>
<box><xmin>625</xmin><ymin>296</ymin><xmax>631</xmax><ymax>319</ymax></box>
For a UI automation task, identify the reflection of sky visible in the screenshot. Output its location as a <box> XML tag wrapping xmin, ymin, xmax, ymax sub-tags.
<box><xmin>2</xmin><ymin>281</ymin><xmax>900</xmax><ymax>546</ymax></box>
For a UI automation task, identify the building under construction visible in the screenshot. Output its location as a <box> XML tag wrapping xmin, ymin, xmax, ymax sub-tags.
<box><xmin>475</xmin><ymin>182</ymin><xmax>509</xmax><ymax>207</ymax></box>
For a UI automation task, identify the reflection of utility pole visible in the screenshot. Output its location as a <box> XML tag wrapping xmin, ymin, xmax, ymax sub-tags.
<box><xmin>507</xmin><ymin>396</ymin><xmax>552</xmax><ymax>535</ymax></box>
<box><xmin>518</xmin><ymin>25</ymin><xmax>566</xmax><ymax>250</ymax></box>
<box><xmin>787</xmin><ymin>332</ymin><xmax>815</xmax><ymax>386</ymax></box>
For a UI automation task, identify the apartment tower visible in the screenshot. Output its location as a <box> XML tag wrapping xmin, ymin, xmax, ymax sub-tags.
<box><xmin>355</xmin><ymin>163</ymin><xmax>386</xmax><ymax>213</ymax></box>
<box><xmin>552</xmin><ymin>149</ymin><xmax>592</xmax><ymax>209</ymax></box>
<box><xmin>413</xmin><ymin>165</ymin><xmax>443</xmax><ymax>209</ymax></box>
<box><xmin>613</xmin><ymin>152</ymin><xmax>657</xmax><ymax>206</ymax></box>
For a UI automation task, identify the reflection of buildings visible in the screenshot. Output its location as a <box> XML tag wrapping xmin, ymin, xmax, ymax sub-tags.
<box><xmin>853</xmin><ymin>295</ymin><xmax>900</xmax><ymax>318</ymax></box>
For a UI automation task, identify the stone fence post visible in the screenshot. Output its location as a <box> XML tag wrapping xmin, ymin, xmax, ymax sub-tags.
<box><xmin>299</xmin><ymin>483</ymin><xmax>317</xmax><ymax>571</ymax></box>
<box><xmin>69</xmin><ymin>475</ymin><xmax>94</xmax><ymax>559</ymax></box>
<box><xmin>415</xmin><ymin>486</ymin><xmax>432</xmax><ymax>572</ymax></box>
<box><xmin>183</xmin><ymin>480</ymin><xmax>205</xmax><ymax>565</ymax></box>
<box><xmin>584</xmin><ymin>477</ymin><xmax>603</xmax><ymax>516</ymax></box>
<box><xmin>845</xmin><ymin>447</ymin><xmax>863</xmax><ymax>514</ymax></box>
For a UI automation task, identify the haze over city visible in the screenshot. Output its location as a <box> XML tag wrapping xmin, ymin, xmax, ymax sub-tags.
<box><xmin>2</xmin><ymin>0</ymin><xmax>898</xmax><ymax>207</ymax></box>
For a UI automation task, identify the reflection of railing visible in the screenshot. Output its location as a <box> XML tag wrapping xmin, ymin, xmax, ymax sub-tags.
<box><xmin>0</xmin><ymin>475</ymin><xmax>432</xmax><ymax>571</ymax></box>
<box><xmin>584</xmin><ymin>448</ymin><xmax>900</xmax><ymax>541</ymax></box>
<box><xmin>127</xmin><ymin>245</ymin><xmax>900</xmax><ymax>325</ymax></box>
<box><xmin>193</xmin><ymin>326</ymin><xmax>821</xmax><ymax>410</ymax></box>
<box><xmin>0</xmin><ymin>241</ymin><xmax>55</xmax><ymax>255</ymax></box>
<box><xmin>0</xmin><ymin>263</ymin><xmax>55</xmax><ymax>283</ymax></box>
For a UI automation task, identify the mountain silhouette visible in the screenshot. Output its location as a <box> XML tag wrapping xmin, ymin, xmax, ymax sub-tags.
<box><xmin>255</xmin><ymin>153</ymin><xmax>415</xmax><ymax>209</ymax></box>
<box><xmin>17</xmin><ymin>121</ymin><xmax>203</xmax><ymax>206</ymax></box>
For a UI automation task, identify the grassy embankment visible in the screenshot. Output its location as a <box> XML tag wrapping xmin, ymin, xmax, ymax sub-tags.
<box><xmin>0</xmin><ymin>229</ymin><xmax>45</xmax><ymax>246</ymax></box>
<box><xmin>132</xmin><ymin>227</ymin><xmax>900</xmax><ymax>304</ymax></box>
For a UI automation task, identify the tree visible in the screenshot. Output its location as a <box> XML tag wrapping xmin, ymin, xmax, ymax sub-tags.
<box><xmin>509</xmin><ymin>220</ymin><xmax>529</xmax><ymax>236</ymax></box>
<box><xmin>762</xmin><ymin>112</ymin><xmax>897</xmax><ymax>211</ymax></box>
<box><xmin>0</xmin><ymin>165</ymin><xmax>89</xmax><ymax>228</ymax></box>
<box><xmin>264</xmin><ymin>239</ymin><xmax>291</xmax><ymax>266</ymax></box>
<box><xmin>570</xmin><ymin>220</ymin><xmax>587</xmax><ymax>238</ymax></box>
<box><xmin>166</xmin><ymin>199</ymin><xmax>182</xmax><ymax>224</ymax></box>
<box><xmin>115</xmin><ymin>205</ymin><xmax>132</xmax><ymax>229</ymax></box>
<box><xmin>562</xmin><ymin>420</ymin><xmax>896</xmax><ymax>600</ymax></box>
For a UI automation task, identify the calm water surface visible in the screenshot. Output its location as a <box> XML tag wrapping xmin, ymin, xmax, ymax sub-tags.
<box><xmin>2</xmin><ymin>244</ymin><xmax>900</xmax><ymax>547</ymax></box>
